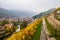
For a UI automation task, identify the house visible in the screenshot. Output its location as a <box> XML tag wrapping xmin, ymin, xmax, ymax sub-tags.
<box><xmin>5</xmin><ymin>23</ymin><xmax>13</xmax><ymax>28</ymax></box>
<box><xmin>54</xmin><ymin>7</ymin><xmax>60</xmax><ymax>19</ymax></box>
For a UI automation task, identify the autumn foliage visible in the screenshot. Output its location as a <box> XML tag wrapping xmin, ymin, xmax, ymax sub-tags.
<box><xmin>7</xmin><ymin>18</ymin><xmax>42</xmax><ymax>40</ymax></box>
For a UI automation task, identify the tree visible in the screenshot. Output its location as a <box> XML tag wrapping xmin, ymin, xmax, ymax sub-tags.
<box><xmin>1</xmin><ymin>20</ymin><xmax>9</xmax><ymax>26</ymax></box>
<box><xmin>20</xmin><ymin>20</ymin><xmax>28</xmax><ymax>29</ymax></box>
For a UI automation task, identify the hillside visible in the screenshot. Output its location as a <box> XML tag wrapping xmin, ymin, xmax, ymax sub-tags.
<box><xmin>0</xmin><ymin>7</ymin><xmax>60</xmax><ymax>40</ymax></box>
<box><xmin>32</xmin><ymin>8</ymin><xmax>55</xmax><ymax>19</ymax></box>
<box><xmin>0</xmin><ymin>8</ymin><xmax>16</xmax><ymax>18</ymax></box>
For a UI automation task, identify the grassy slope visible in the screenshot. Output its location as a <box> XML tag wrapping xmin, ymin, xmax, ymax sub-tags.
<box><xmin>32</xmin><ymin>21</ymin><xmax>42</xmax><ymax>40</ymax></box>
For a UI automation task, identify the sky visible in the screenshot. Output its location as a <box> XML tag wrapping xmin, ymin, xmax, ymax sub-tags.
<box><xmin>0</xmin><ymin>0</ymin><xmax>60</xmax><ymax>14</ymax></box>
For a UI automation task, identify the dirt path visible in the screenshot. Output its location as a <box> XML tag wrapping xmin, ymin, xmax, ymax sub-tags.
<box><xmin>40</xmin><ymin>18</ymin><xmax>48</xmax><ymax>40</ymax></box>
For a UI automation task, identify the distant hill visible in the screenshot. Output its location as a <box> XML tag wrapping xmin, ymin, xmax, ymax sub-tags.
<box><xmin>0</xmin><ymin>8</ymin><xmax>35</xmax><ymax>18</ymax></box>
<box><xmin>0</xmin><ymin>8</ymin><xmax>16</xmax><ymax>18</ymax></box>
<box><xmin>32</xmin><ymin>8</ymin><xmax>56</xmax><ymax>19</ymax></box>
<box><xmin>9</xmin><ymin>10</ymin><xmax>35</xmax><ymax>18</ymax></box>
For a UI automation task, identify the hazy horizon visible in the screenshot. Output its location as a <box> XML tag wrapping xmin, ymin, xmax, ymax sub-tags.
<box><xmin>0</xmin><ymin>0</ymin><xmax>60</xmax><ymax>14</ymax></box>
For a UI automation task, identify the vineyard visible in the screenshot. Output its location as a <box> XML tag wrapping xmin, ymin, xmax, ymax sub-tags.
<box><xmin>7</xmin><ymin>18</ymin><xmax>42</xmax><ymax>40</ymax></box>
<box><xmin>45</xmin><ymin>15</ymin><xmax>60</xmax><ymax>40</ymax></box>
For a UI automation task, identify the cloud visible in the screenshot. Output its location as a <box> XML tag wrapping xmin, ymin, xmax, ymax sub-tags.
<box><xmin>0</xmin><ymin>0</ymin><xmax>60</xmax><ymax>13</ymax></box>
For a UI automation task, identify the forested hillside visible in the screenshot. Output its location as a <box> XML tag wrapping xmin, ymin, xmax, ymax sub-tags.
<box><xmin>32</xmin><ymin>8</ymin><xmax>55</xmax><ymax>19</ymax></box>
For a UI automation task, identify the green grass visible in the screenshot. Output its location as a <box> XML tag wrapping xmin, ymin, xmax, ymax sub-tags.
<box><xmin>32</xmin><ymin>21</ymin><xmax>42</xmax><ymax>40</ymax></box>
<box><xmin>45</xmin><ymin>18</ymin><xmax>60</xmax><ymax>40</ymax></box>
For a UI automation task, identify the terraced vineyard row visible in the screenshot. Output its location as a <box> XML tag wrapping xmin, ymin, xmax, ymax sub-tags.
<box><xmin>45</xmin><ymin>16</ymin><xmax>60</xmax><ymax>40</ymax></box>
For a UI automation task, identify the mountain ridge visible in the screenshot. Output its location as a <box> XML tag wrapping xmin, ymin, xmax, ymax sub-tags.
<box><xmin>32</xmin><ymin>8</ymin><xmax>56</xmax><ymax>19</ymax></box>
<box><xmin>0</xmin><ymin>8</ymin><xmax>35</xmax><ymax>18</ymax></box>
